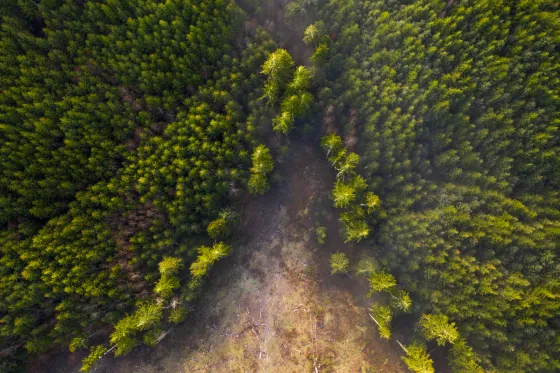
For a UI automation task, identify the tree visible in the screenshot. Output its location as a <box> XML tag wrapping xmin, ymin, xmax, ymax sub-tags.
<box><xmin>340</xmin><ymin>215</ymin><xmax>370</xmax><ymax>243</ymax></box>
<box><xmin>288</xmin><ymin>66</ymin><xmax>310</xmax><ymax>94</ymax></box>
<box><xmin>207</xmin><ymin>209</ymin><xmax>238</xmax><ymax>241</ymax></box>
<box><xmin>419</xmin><ymin>314</ymin><xmax>459</xmax><ymax>346</ymax></box>
<box><xmin>310</xmin><ymin>41</ymin><xmax>329</xmax><ymax>66</ymax></box>
<box><xmin>367</xmin><ymin>271</ymin><xmax>396</xmax><ymax>296</ymax></box>
<box><xmin>134</xmin><ymin>302</ymin><xmax>163</xmax><ymax>331</ymax></box>
<box><xmin>369</xmin><ymin>304</ymin><xmax>393</xmax><ymax>340</ymax></box>
<box><xmin>401</xmin><ymin>343</ymin><xmax>434</xmax><ymax>373</ymax></box>
<box><xmin>355</xmin><ymin>256</ymin><xmax>379</xmax><ymax>277</ymax></box>
<box><xmin>449</xmin><ymin>338</ymin><xmax>484</xmax><ymax>373</ymax></box>
<box><xmin>320</xmin><ymin>133</ymin><xmax>343</xmax><ymax>159</ymax></box>
<box><xmin>332</xmin><ymin>180</ymin><xmax>356</xmax><ymax>208</ymax></box>
<box><xmin>389</xmin><ymin>289</ymin><xmax>412</xmax><ymax>313</ymax></box>
<box><xmin>335</xmin><ymin>152</ymin><xmax>359</xmax><ymax>180</ymax></box>
<box><xmin>363</xmin><ymin>192</ymin><xmax>380</xmax><ymax>213</ymax></box>
<box><xmin>281</xmin><ymin>94</ymin><xmax>311</xmax><ymax>117</ymax></box>
<box><xmin>262</xmin><ymin>79</ymin><xmax>279</xmax><ymax>104</ymax></box>
<box><xmin>249</xmin><ymin>145</ymin><xmax>273</xmax><ymax>194</ymax></box>
<box><xmin>248</xmin><ymin>173</ymin><xmax>269</xmax><ymax>195</ymax></box>
<box><xmin>272</xmin><ymin>111</ymin><xmax>295</xmax><ymax>134</ymax></box>
<box><xmin>261</xmin><ymin>49</ymin><xmax>294</xmax><ymax>85</ymax></box>
<box><xmin>80</xmin><ymin>345</ymin><xmax>108</xmax><ymax>372</ymax></box>
<box><xmin>158</xmin><ymin>257</ymin><xmax>183</xmax><ymax>276</ymax></box>
<box><xmin>154</xmin><ymin>275</ymin><xmax>180</xmax><ymax>299</ymax></box>
<box><xmin>303</xmin><ymin>21</ymin><xmax>326</xmax><ymax>46</ymax></box>
<box><xmin>109</xmin><ymin>316</ymin><xmax>139</xmax><ymax>356</ymax></box>
<box><xmin>190</xmin><ymin>242</ymin><xmax>232</xmax><ymax>280</ymax></box>
<box><xmin>330</xmin><ymin>252</ymin><xmax>350</xmax><ymax>274</ymax></box>
<box><xmin>251</xmin><ymin>145</ymin><xmax>274</xmax><ymax>175</ymax></box>
<box><xmin>285</xmin><ymin>0</ymin><xmax>307</xmax><ymax>25</ymax></box>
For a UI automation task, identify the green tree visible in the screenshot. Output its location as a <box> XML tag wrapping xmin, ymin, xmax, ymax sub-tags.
<box><xmin>332</xmin><ymin>180</ymin><xmax>356</xmax><ymax>208</ymax></box>
<box><xmin>330</xmin><ymin>252</ymin><xmax>350</xmax><ymax>274</ymax></box>
<box><xmin>158</xmin><ymin>257</ymin><xmax>183</xmax><ymax>276</ymax></box>
<box><xmin>251</xmin><ymin>145</ymin><xmax>274</xmax><ymax>175</ymax></box>
<box><xmin>401</xmin><ymin>343</ymin><xmax>434</xmax><ymax>373</ymax></box>
<box><xmin>449</xmin><ymin>338</ymin><xmax>484</xmax><ymax>373</ymax></box>
<box><xmin>335</xmin><ymin>152</ymin><xmax>359</xmax><ymax>180</ymax></box>
<box><xmin>272</xmin><ymin>111</ymin><xmax>295</xmax><ymax>134</ymax></box>
<box><xmin>320</xmin><ymin>133</ymin><xmax>344</xmax><ymax>159</ymax></box>
<box><xmin>303</xmin><ymin>21</ymin><xmax>326</xmax><ymax>46</ymax></box>
<box><xmin>80</xmin><ymin>345</ymin><xmax>108</xmax><ymax>372</ymax></box>
<box><xmin>340</xmin><ymin>214</ymin><xmax>370</xmax><ymax>243</ymax></box>
<box><xmin>288</xmin><ymin>66</ymin><xmax>310</xmax><ymax>94</ymax></box>
<box><xmin>262</xmin><ymin>49</ymin><xmax>294</xmax><ymax>85</ymax></box>
<box><xmin>389</xmin><ymin>289</ymin><xmax>412</xmax><ymax>313</ymax></box>
<box><xmin>207</xmin><ymin>209</ymin><xmax>238</xmax><ymax>241</ymax></box>
<box><xmin>190</xmin><ymin>242</ymin><xmax>232</xmax><ymax>280</ymax></box>
<box><xmin>367</xmin><ymin>271</ymin><xmax>397</xmax><ymax>296</ymax></box>
<box><xmin>248</xmin><ymin>173</ymin><xmax>269</xmax><ymax>195</ymax></box>
<box><xmin>249</xmin><ymin>145</ymin><xmax>274</xmax><ymax>194</ymax></box>
<box><xmin>310</xmin><ymin>41</ymin><xmax>329</xmax><ymax>66</ymax></box>
<box><xmin>363</xmin><ymin>192</ymin><xmax>380</xmax><ymax>213</ymax></box>
<box><xmin>369</xmin><ymin>304</ymin><xmax>393</xmax><ymax>340</ymax></box>
<box><xmin>419</xmin><ymin>314</ymin><xmax>459</xmax><ymax>346</ymax></box>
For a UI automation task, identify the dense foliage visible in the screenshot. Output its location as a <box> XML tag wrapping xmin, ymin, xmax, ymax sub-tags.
<box><xmin>1</xmin><ymin>0</ymin><xmax>558</xmax><ymax>372</ymax></box>
<box><xmin>0</xmin><ymin>0</ymin><xmax>277</xmax><ymax>371</ymax></box>
<box><xmin>315</xmin><ymin>0</ymin><xmax>559</xmax><ymax>371</ymax></box>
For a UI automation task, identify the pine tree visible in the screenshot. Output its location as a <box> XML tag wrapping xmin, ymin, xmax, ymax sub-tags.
<box><xmin>419</xmin><ymin>314</ymin><xmax>459</xmax><ymax>346</ymax></box>
<box><xmin>401</xmin><ymin>343</ymin><xmax>434</xmax><ymax>373</ymax></box>
<box><xmin>329</xmin><ymin>252</ymin><xmax>350</xmax><ymax>274</ymax></box>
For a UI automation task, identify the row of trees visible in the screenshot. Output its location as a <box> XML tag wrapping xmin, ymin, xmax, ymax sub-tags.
<box><xmin>312</xmin><ymin>0</ymin><xmax>559</xmax><ymax>371</ymax></box>
<box><xmin>332</xmin><ymin>254</ymin><xmax>483</xmax><ymax>373</ymax></box>
<box><xmin>261</xmin><ymin>48</ymin><xmax>314</xmax><ymax>134</ymax></box>
<box><xmin>321</xmin><ymin>134</ymin><xmax>380</xmax><ymax>242</ymax></box>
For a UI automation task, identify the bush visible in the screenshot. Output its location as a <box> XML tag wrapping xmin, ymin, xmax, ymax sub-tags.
<box><xmin>316</xmin><ymin>225</ymin><xmax>326</xmax><ymax>244</ymax></box>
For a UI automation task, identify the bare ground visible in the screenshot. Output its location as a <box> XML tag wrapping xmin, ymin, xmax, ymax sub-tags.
<box><xmin>47</xmin><ymin>142</ymin><xmax>405</xmax><ymax>373</ymax></box>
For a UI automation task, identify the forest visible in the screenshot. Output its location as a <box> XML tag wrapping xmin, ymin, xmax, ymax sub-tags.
<box><xmin>0</xmin><ymin>0</ymin><xmax>558</xmax><ymax>373</ymax></box>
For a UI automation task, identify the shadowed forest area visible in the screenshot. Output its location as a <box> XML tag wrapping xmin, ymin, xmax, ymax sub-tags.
<box><xmin>1</xmin><ymin>1</ymin><xmax>558</xmax><ymax>373</ymax></box>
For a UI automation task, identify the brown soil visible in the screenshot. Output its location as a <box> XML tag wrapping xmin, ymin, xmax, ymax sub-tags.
<box><xmin>37</xmin><ymin>142</ymin><xmax>406</xmax><ymax>373</ymax></box>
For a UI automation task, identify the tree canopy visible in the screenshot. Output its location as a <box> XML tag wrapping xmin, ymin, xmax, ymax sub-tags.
<box><xmin>315</xmin><ymin>0</ymin><xmax>560</xmax><ymax>371</ymax></box>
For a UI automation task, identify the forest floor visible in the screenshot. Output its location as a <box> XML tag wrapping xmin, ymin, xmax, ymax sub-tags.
<box><xmin>41</xmin><ymin>141</ymin><xmax>407</xmax><ymax>373</ymax></box>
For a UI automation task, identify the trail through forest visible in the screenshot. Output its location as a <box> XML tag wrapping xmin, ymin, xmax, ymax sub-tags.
<box><xmin>39</xmin><ymin>143</ymin><xmax>406</xmax><ymax>373</ymax></box>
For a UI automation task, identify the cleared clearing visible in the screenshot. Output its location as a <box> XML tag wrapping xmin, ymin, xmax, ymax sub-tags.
<box><xmin>34</xmin><ymin>143</ymin><xmax>407</xmax><ymax>373</ymax></box>
<box><xmin>91</xmin><ymin>143</ymin><xmax>405</xmax><ymax>373</ymax></box>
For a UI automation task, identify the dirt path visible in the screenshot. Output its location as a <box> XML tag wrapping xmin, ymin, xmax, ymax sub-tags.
<box><xmin>55</xmin><ymin>142</ymin><xmax>403</xmax><ymax>373</ymax></box>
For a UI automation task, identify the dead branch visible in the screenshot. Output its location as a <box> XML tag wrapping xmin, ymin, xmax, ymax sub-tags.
<box><xmin>368</xmin><ymin>313</ymin><xmax>380</xmax><ymax>327</ymax></box>
<box><xmin>396</xmin><ymin>340</ymin><xmax>409</xmax><ymax>354</ymax></box>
